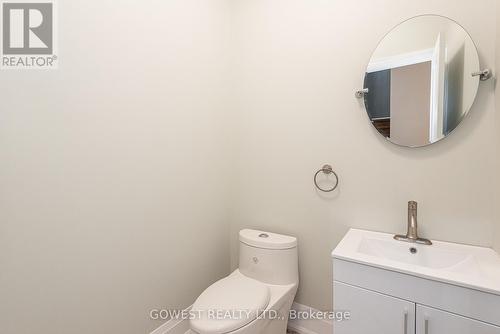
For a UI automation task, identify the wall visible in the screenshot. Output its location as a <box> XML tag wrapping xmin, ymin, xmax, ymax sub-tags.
<box><xmin>495</xmin><ymin>2</ymin><xmax>500</xmax><ymax>253</ymax></box>
<box><xmin>371</xmin><ymin>16</ymin><xmax>449</xmax><ymax>60</ymax></box>
<box><xmin>229</xmin><ymin>0</ymin><xmax>497</xmax><ymax>311</ymax></box>
<box><xmin>1</xmin><ymin>1</ymin><xmax>498</xmax><ymax>331</ymax></box>
<box><xmin>0</xmin><ymin>1</ymin><xmax>232</xmax><ymax>334</ymax></box>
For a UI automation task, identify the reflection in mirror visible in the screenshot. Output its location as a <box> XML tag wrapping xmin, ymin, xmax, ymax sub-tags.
<box><xmin>363</xmin><ymin>15</ymin><xmax>480</xmax><ymax>147</ymax></box>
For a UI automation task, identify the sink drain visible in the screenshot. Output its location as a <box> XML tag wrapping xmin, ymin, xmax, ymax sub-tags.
<box><xmin>409</xmin><ymin>247</ymin><xmax>417</xmax><ymax>254</ymax></box>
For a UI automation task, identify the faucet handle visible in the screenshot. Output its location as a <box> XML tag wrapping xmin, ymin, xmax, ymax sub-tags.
<box><xmin>408</xmin><ymin>201</ymin><xmax>417</xmax><ymax>210</ymax></box>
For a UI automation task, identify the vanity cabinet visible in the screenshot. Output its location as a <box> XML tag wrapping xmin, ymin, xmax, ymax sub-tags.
<box><xmin>332</xmin><ymin>229</ymin><xmax>500</xmax><ymax>334</ymax></box>
<box><xmin>334</xmin><ymin>280</ymin><xmax>500</xmax><ymax>334</ymax></box>
<box><xmin>416</xmin><ymin>305</ymin><xmax>500</xmax><ymax>334</ymax></box>
<box><xmin>332</xmin><ymin>259</ymin><xmax>500</xmax><ymax>334</ymax></box>
<box><xmin>334</xmin><ymin>282</ymin><xmax>415</xmax><ymax>334</ymax></box>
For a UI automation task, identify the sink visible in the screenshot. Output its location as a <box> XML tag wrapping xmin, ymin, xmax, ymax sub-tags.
<box><xmin>332</xmin><ymin>229</ymin><xmax>500</xmax><ymax>295</ymax></box>
<box><xmin>357</xmin><ymin>237</ymin><xmax>472</xmax><ymax>270</ymax></box>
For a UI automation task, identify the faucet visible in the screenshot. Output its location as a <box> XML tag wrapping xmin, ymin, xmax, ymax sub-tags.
<box><xmin>394</xmin><ymin>201</ymin><xmax>432</xmax><ymax>245</ymax></box>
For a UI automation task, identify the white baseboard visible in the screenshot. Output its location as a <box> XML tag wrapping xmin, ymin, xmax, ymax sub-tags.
<box><xmin>287</xmin><ymin>302</ymin><xmax>333</xmax><ymax>334</ymax></box>
<box><xmin>150</xmin><ymin>303</ymin><xmax>332</xmax><ymax>334</ymax></box>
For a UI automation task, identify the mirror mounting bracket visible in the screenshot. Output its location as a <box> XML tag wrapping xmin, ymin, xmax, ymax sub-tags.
<box><xmin>356</xmin><ymin>69</ymin><xmax>492</xmax><ymax>100</ymax></box>
<box><xmin>355</xmin><ymin>88</ymin><xmax>369</xmax><ymax>99</ymax></box>
<box><xmin>472</xmin><ymin>69</ymin><xmax>492</xmax><ymax>81</ymax></box>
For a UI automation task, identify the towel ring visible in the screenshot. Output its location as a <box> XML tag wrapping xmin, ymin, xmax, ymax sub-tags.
<box><xmin>314</xmin><ymin>164</ymin><xmax>339</xmax><ymax>192</ymax></box>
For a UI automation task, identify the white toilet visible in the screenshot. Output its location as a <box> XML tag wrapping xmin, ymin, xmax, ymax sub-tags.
<box><xmin>190</xmin><ymin>229</ymin><xmax>299</xmax><ymax>334</ymax></box>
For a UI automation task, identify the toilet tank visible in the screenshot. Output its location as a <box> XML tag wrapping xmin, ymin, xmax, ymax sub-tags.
<box><xmin>238</xmin><ymin>229</ymin><xmax>298</xmax><ymax>285</ymax></box>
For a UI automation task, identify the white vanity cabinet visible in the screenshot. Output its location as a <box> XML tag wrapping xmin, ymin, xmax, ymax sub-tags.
<box><xmin>334</xmin><ymin>279</ymin><xmax>500</xmax><ymax>334</ymax></box>
<box><xmin>334</xmin><ymin>281</ymin><xmax>415</xmax><ymax>334</ymax></box>
<box><xmin>331</xmin><ymin>229</ymin><xmax>500</xmax><ymax>334</ymax></box>
<box><xmin>416</xmin><ymin>305</ymin><xmax>500</xmax><ymax>334</ymax></box>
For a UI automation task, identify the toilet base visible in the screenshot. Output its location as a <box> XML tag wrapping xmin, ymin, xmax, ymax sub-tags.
<box><xmin>189</xmin><ymin>269</ymin><xmax>298</xmax><ymax>334</ymax></box>
<box><xmin>190</xmin><ymin>290</ymin><xmax>296</xmax><ymax>334</ymax></box>
<box><xmin>259</xmin><ymin>296</ymin><xmax>294</xmax><ymax>334</ymax></box>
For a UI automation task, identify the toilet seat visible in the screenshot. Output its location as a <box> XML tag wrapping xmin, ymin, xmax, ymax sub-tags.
<box><xmin>190</xmin><ymin>274</ymin><xmax>270</xmax><ymax>334</ymax></box>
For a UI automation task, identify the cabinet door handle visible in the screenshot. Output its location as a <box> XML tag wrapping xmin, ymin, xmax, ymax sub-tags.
<box><xmin>424</xmin><ymin>318</ymin><xmax>429</xmax><ymax>334</ymax></box>
<box><xmin>403</xmin><ymin>311</ymin><xmax>408</xmax><ymax>334</ymax></box>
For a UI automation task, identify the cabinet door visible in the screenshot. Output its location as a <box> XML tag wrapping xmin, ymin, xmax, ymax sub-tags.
<box><xmin>333</xmin><ymin>281</ymin><xmax>415</xmax><ymax>334</ymax></box>
<box><xmin>416</xmin><ymin>305</ymin><xmax>500</xmax><ymax>334</ymax></box>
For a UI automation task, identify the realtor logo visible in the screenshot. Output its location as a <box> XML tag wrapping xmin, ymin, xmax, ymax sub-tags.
<box><xmin>1</xmin><ymin>0</ymin><xmax>57</xmax><ymax>69</ymax></box>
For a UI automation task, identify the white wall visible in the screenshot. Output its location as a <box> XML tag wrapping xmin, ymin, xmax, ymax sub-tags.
<box><xmin>229</xmin><ymin>0</ymin><xmax>498</xmax><ymax>311</ymax></box>
<box><xmin>371</xmin><ymin>16</ymin><xmax>452</xmax><ymax>60</ymax></box>
<box><xmin>495</xmin><ymin>2</ymin><xmax>500</xmax><ymax>253</ymax></box>
<box><xmin>1</xmin><ymin>1</ymin><xmax>499</xmax><ymax>331</ymax></box>
<box><xmin>0</xmin><ymin>1</ymin><xmax>232</xmax><ymax>334</ymax></box>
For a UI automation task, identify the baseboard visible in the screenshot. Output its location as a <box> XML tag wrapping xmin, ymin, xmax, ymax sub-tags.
<box><xmin>150</xmin><ymin>306</ymin><xmax>192</xmax><ymax>334</ymax></box>
<box><xmin>149</xmin><ymin>303</ymin><xmax>332</xmax><ymax>334</ymax></box>
<box><xmin>287</xmin><ymin>302</ymin><xmax>333</xmax><ymax>334</ymax></box>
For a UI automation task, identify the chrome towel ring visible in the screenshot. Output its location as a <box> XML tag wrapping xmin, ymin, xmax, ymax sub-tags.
<box><xmin>314</xmin><ymin>164</ymin><xmax>339</xmax><ymax>193</ymax></box>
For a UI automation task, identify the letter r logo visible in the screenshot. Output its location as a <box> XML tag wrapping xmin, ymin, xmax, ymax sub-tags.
<box><xmin>2</xmin><ymin>2</ymin><xmax>53</xmax><ymax>54</ymax></box>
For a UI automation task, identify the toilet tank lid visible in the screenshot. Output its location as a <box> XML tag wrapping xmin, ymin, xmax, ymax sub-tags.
<box><xmin>239</xmin><ymin>229</ymin><xmax>297</xmax><ymax>250</ymax></box>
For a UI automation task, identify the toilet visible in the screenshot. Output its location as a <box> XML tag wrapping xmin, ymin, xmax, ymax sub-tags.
<box><xmin>190</xmin><ymin>229</ymin><xmax>299</xmax><ymax>334</ymax></box>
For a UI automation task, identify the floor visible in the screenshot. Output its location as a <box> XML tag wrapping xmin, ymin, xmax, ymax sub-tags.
<box><xmin>185</xmin><ymin>329</ymin><xmax>299</xmax><ymax>334</ymax></box>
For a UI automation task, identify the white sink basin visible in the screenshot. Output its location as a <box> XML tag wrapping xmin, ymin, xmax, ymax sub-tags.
<box><xmin>357</xmin><ymin>237</ymin><xmax>472</xmax><ymax>270</ymax></box>
<box><xmin>332</xmin><ymin>229</ymin><xmax>500</xmax><ymax>295</ymax></box>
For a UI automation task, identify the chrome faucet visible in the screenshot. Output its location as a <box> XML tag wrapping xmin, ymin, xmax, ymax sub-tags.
<box><xmin>394</xmin><ymin>201</ymin><xmax>432</xmax><ymax>245</ymax></box>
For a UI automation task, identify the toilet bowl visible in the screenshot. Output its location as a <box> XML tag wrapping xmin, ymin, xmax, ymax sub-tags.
<box><xmin>190</xmin><ymin>229</ymin><xmax>299</xmax><ymax>334</ymax></box>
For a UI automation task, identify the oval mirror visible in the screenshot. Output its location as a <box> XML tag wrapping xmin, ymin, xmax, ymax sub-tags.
<box><xmin>362</xmin><ymin>15</ymin><xmax>480</xmax><ymax>147</ymax></box>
